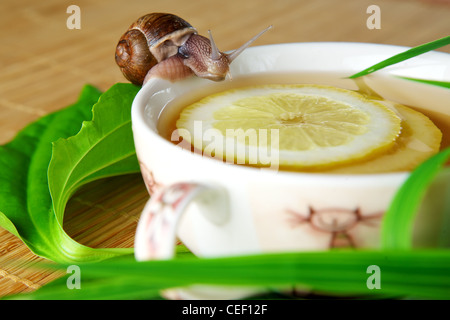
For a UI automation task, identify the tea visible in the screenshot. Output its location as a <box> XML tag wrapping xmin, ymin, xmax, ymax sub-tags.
<box><xmin>157</xmin><ymin>72</ymin><xmax>446</xmax><ymax>174</ymax></box>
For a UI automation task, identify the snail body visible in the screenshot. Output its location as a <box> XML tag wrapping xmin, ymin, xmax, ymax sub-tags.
<box><xmin>115</xmin><ymin>13</ymin><xmax>271</xmax><ymax>85</ymax></box>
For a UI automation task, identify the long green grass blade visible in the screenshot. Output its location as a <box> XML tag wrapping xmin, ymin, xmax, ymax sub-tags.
<box><xmin>349</xmin><ymin>36</ymin><xmax>450</xmax><ymax>79</ymax></box>
<box><xmin>14</xmin><ymin>249</ymin><xmax>450</xmax><ymax>300</ymax></box>
<box><xmin>381</xmin><ymin>148</ymin><xmax>450</xmax><ymax>249</ymax></box>
<box><xmin>397</xmin><ymin>77</ymin><xmax>450</xmax><ymax>89</ymax></box>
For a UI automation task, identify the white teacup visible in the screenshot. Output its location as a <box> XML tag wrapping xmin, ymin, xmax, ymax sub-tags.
<box><xmin>131</xmin><ymin>42</ymin><xmax>450</xmax><ymax>298</ymax></box>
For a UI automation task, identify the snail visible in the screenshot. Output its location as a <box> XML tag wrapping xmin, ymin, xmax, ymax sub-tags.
<box><xmin>115</xmin><ymin>13</ymin><xmax>271</xmax><ymax>85</ymax></box>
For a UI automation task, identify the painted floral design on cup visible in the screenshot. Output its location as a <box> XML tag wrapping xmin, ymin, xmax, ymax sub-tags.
<box><xmin>139</xmin><ymin>161</ymin><xmax>163</xmax><ymax>195</ymax></box>
<box><xmin>286</xmin><ymin>207</ymin><xmax>383</xmax><ymax>248</ymax></box>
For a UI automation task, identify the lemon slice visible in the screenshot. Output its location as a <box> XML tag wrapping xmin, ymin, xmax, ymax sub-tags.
<box><xmin>176</xmin><ymin>84</ymin><xmax>402</xmax><ymax>169</ymax></box>
<box><xmin>324</xmin><ymin>102</ymin><xmax>442</xmax><ymax>174</ymax></box>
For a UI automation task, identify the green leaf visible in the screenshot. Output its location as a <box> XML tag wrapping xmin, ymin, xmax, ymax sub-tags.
<box><xmin>49</xmin><ymin>83</ymin><xmax>141</xmax><ymax>233</ymax></box>
<box><xmin>0</xmin><ymin>85</ymin><xmax>100</xmax><ymax>258</ymax></box>
<box><xmin>349</xmin><ymin>36</ymin><xmax>450</xmax><ymax>79</ymax></box>
<box><xmin>381</xmin><ymin>148</ymin><xmax>450</xmax><ymax>250</ymax></box>
<box><xmin>0</xmin><ymin>83</ymin><xmax>140</xmax><ymax>263</ymax></box>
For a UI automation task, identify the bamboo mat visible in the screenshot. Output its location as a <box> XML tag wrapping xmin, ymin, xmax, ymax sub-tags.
<box><xmin>0</xmin><ymin>0</ymin><xmax>449</xmax><ymax>299</ymax></box>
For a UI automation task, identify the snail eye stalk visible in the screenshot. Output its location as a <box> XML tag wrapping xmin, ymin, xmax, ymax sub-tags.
<box><xmin>208</xmin><ymin>30</ymin><xmax>221</xmax><ymax>61</ymax></box>
<box><xmin>226</xmin><ymin>25</ymin><xmax>273</xmax><ymax>62</ymax></box>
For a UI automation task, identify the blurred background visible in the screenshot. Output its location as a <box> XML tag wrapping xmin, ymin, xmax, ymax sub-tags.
<box><xmin>0</xmin><ymin>0</ymin><xmax>449</xmax><ymax>297</ymax></box>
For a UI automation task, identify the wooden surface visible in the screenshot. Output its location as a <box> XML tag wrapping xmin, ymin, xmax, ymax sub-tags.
<box><xmin>0</xmin><ymin>0</ymin><xmax>449</xmax><ymax>299</ymax></box>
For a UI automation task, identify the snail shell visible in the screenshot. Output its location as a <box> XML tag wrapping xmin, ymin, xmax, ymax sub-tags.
<box><xmin>115</xmin><ymin>13</ymin><xmax>272</xmax><ymax>85</ymax></box>
<box><xmin>115</xmin><ymin>13</ymin><xmax>196</xmax><ymax>85</ymax></box>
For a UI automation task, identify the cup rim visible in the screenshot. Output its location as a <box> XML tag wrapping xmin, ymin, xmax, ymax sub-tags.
<box><xmin>131</xmin><ymin>41</ymin><xmax>450</xmax><ymax>183</ymax></box>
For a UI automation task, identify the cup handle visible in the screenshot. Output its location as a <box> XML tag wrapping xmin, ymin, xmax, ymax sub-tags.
<box><xmin>134</xmin><ymin>182</ymin><xmax>229</xmax><ymax>261</ymax></box>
